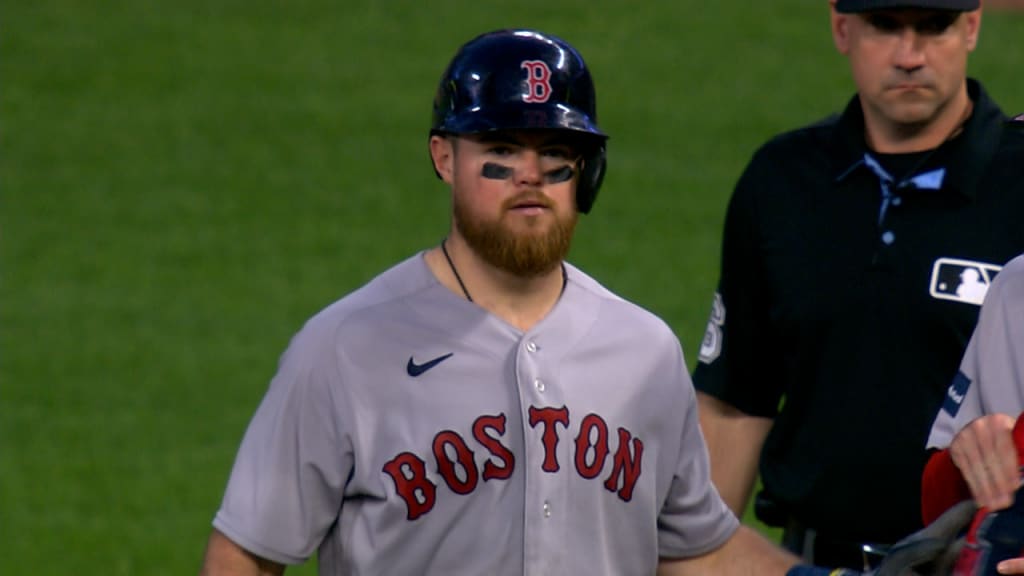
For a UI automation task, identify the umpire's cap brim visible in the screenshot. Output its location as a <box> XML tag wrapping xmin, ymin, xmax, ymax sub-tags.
<box><xmin>835</xmin><ymin>0</ymin><xmax>979</xmax><ymax>12</ymax></box>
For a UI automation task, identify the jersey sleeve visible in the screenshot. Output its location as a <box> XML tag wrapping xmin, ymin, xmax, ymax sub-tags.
<box><xmin>925</xmin><ymin>366</ymin><xmax>982</xmax><ymax>451</ymax></box>
<box><xmin>212</xmin><ymin>322</ymin><xmax>352</xmax><ymax>565</ymax></box>
<box><xmin>926</xmin><ymin>256</ymin><xmax>1024</xmax><ymax>450</ymax></box>
<box><xmin>692</xmin><ymin>147</ymin><xmax>786</xmax><ymax>418</ymax></box>
<box><xmin>657</xmin><ymin>356</ymin><xmax>740</xmax><ymax>558</ymax></box>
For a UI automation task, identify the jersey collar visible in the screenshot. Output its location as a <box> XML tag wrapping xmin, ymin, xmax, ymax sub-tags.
<box><xmin>832</xmin><ymin>78</ymin><xmax>1006</xmax><ymax>200</ymax></box>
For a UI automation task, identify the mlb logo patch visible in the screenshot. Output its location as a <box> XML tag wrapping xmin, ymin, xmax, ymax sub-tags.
<box><xmin>941</xmin><ymin>371</ymin><xmax>971</xmax><ymax>418</ymax></box>
<box><xmin>929</xmin><ymin>257</ymin><xmax>1002</xmax><ymax>306</ymax></box>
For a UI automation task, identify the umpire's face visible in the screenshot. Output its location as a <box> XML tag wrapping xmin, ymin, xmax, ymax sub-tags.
<box><xmin>830</xmin><ymin>6</ymin><xmax>981</xmax><ymax>133</ymax></box>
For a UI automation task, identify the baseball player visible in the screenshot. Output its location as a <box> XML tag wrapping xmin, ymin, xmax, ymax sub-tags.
<box><xmin>921</xmin><ymin>253</ymin><xmax>1024</xmax><ymax>575</ymax></box>
<box><xmin>198</xmin><ymin>29</ymin><xmax>805</xmax><ymax>575</ymax></box>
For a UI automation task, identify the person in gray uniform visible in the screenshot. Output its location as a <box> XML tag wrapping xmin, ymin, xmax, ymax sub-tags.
<box><xmin>198</xmin><ymin>28</ymin><xmax>804</xmax><ymax>576</ymax></box>
<box><xmin>922</xmin><ymin>253</ymin><xmax>1024</xmax><ymax>575</ymax></box>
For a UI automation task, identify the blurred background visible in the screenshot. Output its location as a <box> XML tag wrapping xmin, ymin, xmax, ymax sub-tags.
<box><xmin>3</xmin><ymin>1</ymin><xmax>1021</xmax><ymax>573</ymax></box>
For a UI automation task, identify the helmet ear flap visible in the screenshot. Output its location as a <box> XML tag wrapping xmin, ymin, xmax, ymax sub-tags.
<box><xmin>576</xmin><ymin>143</ymin><xmax>606</xmax><ymax>214</ymax></box>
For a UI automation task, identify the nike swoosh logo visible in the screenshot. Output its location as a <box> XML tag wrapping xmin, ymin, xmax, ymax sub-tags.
<box><xmin>406</xmin><ymin>353</ymin><xmax>453</xmax><ymax>377</ymax></box>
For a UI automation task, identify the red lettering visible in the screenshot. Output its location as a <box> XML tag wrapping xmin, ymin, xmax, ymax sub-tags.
<box><xmin>433</xmin><ymin>430</ymin><xmax>478</xmax><ymax>495</ymax></box>
<box><xmin>528</xmin><ymin>406</ymin><xmax>569</xmax><ymax>472</ymax></box>
<box><xmin>604</xmin><ymin>428</ymin><xmax>643</xmax><ymax>501</ymax></box>
<box><xmin>382</xmin><ymin>452</ymin><xmax>437</xmax><ymax>520</ymax></box>
<box><xmin>385</xmin><ymin>409</ymin><xmax>644</xmax><ymax>521</ymax></box>
<box><xmin>574</xmin><ymin>413</ymin><xmax>609</xmax><ymax>479</ymax></box>
<box><xmin>473</xmin><ymin>414</ymin><xmax>515</xmax><ymax>481</ymax></box>
<box><xmin>521</xmin><ymin>60</ymin><xmax>552</xmax><ymax>103</ymax></box>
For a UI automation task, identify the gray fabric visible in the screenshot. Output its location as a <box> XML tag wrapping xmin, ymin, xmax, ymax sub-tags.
<box><xmin>213</xmin><ymin>252</ymin><xmax>738</xmax><ymax>575</ymax></box>
<box><xmin>927</xmin><ymin>254</ymin><xmax>1024</xmax><ymax>449</ymax></box>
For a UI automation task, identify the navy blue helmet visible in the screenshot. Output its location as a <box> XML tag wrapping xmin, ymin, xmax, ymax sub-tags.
<box><xmin>431</xmin><ymin>29</ymin><xmax>608</xmax><ymax>214</ymax></box>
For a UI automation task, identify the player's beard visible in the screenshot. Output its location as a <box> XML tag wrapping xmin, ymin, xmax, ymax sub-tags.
<box><xmin>454</xmin><ymin>193</ymin><xmax>576</xmax><ymax>278</ymax></box>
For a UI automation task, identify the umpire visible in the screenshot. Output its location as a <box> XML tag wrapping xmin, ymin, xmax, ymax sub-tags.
<box><xmin>693</xmin><ymin>0</ymin><xmax>1024</xmax><ymax>571</ymax></box>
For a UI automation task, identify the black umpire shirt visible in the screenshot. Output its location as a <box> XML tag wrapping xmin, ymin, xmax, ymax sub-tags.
<box><xmin>693</xmin><ymin>79</ymin><xmax>1024</xmax><ymax>544</ymax></box>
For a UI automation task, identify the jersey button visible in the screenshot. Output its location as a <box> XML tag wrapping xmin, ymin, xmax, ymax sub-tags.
<box><xmin>526</xmin><ymin>341</ymin><xmax>538</xmax><ymax>353</ymax></box>
<box><xmin>881</xmin><ymin>231</ymin><xmax>895</xmax><ymax>245</ymax></box>
<box><xmin>543</xmin><ymin>501</ymin><xmax>552</xmax><ymax>518</ymax></box>
<box><xmin>534</xmin><ymin>379</ymin><xmax>545</xmax><ymax>392</ymax></box>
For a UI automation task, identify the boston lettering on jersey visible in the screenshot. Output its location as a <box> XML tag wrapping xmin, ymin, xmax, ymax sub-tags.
<box><xmin>382</xmin><ymin>405</ymin><xmax>644</xmax><ymax>520</ymax></box>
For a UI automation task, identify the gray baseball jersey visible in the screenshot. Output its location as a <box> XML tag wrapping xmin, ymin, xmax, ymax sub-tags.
<box><xmin>212</xmin><ymin>252</ymin><xmax>737</xmax><ymax>575</ymax></box>
<box><xmin>927</xmin><ymin>253</ymin><xmax>1024</xmax><ymax>450</ymax></box>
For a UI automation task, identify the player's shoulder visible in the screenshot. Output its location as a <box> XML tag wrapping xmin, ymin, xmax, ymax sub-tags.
<box><xmin>565</xmin><ymin>264</ymin><xmax>680</xmax><ymax>343</ymax></box>
<box><xmin>297</xmin><ymin>253</ymin><xmax>434</xmax><ymax>337</ymax></box>
<box><xmin>980</xmin><ymin>254</ymin><xmax>1024</xmax><ymax>316</ymax></box>
<box><xmin>996</xmin><ymin>253</ymin><xmax>1024</xmax><ymax>287</ymax></box>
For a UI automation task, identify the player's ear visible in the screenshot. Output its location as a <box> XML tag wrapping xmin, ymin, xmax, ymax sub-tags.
<box><xmin>829</xmin><ymin>1</ymin><xmax>851</xmax><ymax>55</ymax></box>
<box><xmin>430</xmin><ymin>135</ymin><xmax>455</xmax><ymax>185</ymax></box>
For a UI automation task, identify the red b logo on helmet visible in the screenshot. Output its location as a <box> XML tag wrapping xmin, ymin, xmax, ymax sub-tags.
<box><xmin>521</xmin><ymin>60</ymin><xmax>552</xmax><ymax>103</ymax></box>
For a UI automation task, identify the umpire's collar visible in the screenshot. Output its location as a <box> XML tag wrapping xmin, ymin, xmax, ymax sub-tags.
<box><xmin>832</xmin><ymin>78</ymin><xmax>1005</xmax><ymax>200</ymax></box>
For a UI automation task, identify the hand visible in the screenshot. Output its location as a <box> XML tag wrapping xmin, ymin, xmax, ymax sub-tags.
<box><xmin>949</xmin><ymin>414</ymin><xmax>1020</xmax><ymax>511</ymax></box>
<box><xmin>996</xmin><ymin>556</ymin><xmax>1024</xmax><ymax>575</ymax></box>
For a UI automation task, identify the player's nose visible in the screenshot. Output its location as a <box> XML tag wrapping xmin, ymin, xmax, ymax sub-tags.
<box><xmin>514</xmin><ymin>150</ymin><xmax>544</xmax><ymax>187</ymax></box>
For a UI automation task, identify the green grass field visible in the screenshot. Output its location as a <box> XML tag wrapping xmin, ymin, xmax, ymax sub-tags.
<box><xmin>3</xmin><ymin>2</ymin><xmax>1021</xmax><ymax>573</ymax></box>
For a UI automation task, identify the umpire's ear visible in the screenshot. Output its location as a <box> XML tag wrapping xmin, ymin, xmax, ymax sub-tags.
<box><xmin>962</xmin><ymin>8</ymin><xmax>982</xmax><ymax>53</ymax></box>
<box><xmin>429</xmin><ymin>135</ymin><xmax>455</xmax><ymax>185</ymax></box>
<box><xmin>829</xmin><ymin>1</ymin><xmax>852</xmax><ymax>56</ymax></box>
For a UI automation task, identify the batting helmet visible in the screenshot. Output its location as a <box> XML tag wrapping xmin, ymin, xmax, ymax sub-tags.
<box><xmin>430</xmin><ymin>29</ymin><xmax>608</xmax><ymax>214</ymax></box>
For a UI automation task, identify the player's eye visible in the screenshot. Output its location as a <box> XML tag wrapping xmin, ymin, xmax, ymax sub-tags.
<box><xmin>487</xmin><ymin>145</ymin><xmax>514</xmax><ymax>156</ymax></box>
<box><xmin>541</xmin><ymin>147</ymin><xmax>573</xmax><ymax>160</ymax></box>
